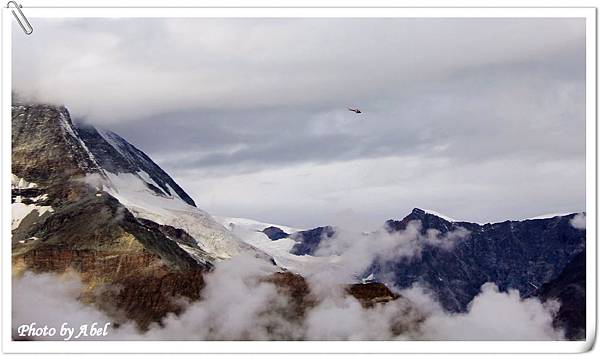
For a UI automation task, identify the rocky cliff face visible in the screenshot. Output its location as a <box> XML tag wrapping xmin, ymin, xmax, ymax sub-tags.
<box><xmin>369</xmin><ymin>208</ymin><xmax>585</xmax><ymax>339</ymax></box>
<box><xmin>75</xmin><ymin>124</ymin><xmax>196</xmax><ymax>207</ymax></box>
<box><xmin>11</xmin><ymin>103</ymin><xmax>224</xmax><ymax>328</ymax></box>
<box><xmin>537</xmin><ymin>251</ymin><xmax>586</xmax><ymax>340</ymax></box>
<box><xmin>372</xmin><ymin>208</ymin><xmax>584</xmax><ymax>311</ymax></box>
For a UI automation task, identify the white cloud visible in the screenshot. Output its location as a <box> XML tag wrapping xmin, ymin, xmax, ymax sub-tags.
<box><xmin>570</xmin><ymin>213</ymin><xmax>586</xmax><ymax>230</ymax></box>
<box><xmin>414</xmin><ymin>283</ymin><xmax>563</xmax><ymax>340</ymax></box>
<box><xmin>12</xmin><ymin>272</ymin><xmax>137</xmax><ymax>341</ymax></box>
<box><xmin>12</xmin><ymin>258</ymin><xmax>565</xmax><ymax>341</ymax></box>
<box><xmin>143</xmin><ymin>254</ymin><xmax>302</xmax><ymax>340</ymax></box>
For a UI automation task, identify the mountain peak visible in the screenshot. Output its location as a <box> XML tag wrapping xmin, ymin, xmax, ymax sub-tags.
<box><xmin>411</xmin><ymin>207</ymin><xmax>426</xmax><ymax>215</ymax></box>
<box><xmin>12</xmin><ymin>102</ymin><xmax>240</xmax><ymax>261</ymax></box>
<box><xmin>408</xmin><ymin>208</ymin><xmax>456</xmax><ymax>222</ymax></box>
<box><xmin>12</xmin><ymin>104</ymin><xmax>103</xmax><ymax>194</ymax></box>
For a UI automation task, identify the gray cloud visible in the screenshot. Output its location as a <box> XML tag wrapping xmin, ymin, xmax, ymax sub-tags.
<box><xmin>13</xmin><ymin>17</ymin><xmax>586</xmax><ymax>226</ymax></box>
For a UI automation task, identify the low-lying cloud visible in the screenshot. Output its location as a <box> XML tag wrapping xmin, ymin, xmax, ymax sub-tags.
<box><xmin>13</xmin><ymin>254</ymin><xmax>563</xmax><ymax>341</ymax></box>
<box><xmin>570</xmin><ymin>213</ymin><xmax>586</xmax><ymax>230</ymax></box>
<box><xmin>412</xmin><ymin>283</ymin><xmax>563</xmax><ymax>340</ymax></box>
<box><xmin>12</xmin><ymin>272</ymin><xmax>136</xmax><ymax>341</ymax></box>
<box><xmin>306</xmin><ymin>219</ymin><xmax>470</xmax><ymax>287</ymax></box>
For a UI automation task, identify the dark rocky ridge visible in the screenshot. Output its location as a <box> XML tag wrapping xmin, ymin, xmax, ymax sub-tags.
<box><xmin>75</xmin><ymin>124</ymin><xmax>196</xmax><ymax>207</ymax></box>
<box><xmin>371</xmin><ymin>208</ymin><xmax>585</xmax><ymax>339</ymax></box>
<box><xmin>374</xmin><ymin>208</ymin><xmax>584</xmax><ymax>306</ymax></box>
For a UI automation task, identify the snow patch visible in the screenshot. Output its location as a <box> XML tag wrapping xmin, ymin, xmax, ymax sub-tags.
<box><xmin>361</xmin><ymin>273</ymin><xmax>375</xmax><ymax>283</ymax></box>
<box><xmin>11</xmin><ymin>174</ymin><xmax>37</xmax><ymax>189</ymax></box>
<box><xmin>12</xmin><ymin>202</ymin><xmax>53</xmax><ymax>230</ymax></box>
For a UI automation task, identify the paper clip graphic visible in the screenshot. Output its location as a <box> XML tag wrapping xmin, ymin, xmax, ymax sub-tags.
<box><xmin>7</xmin><ymin>1</ymin><xmax>33</xmax><ymax>35</ymax></box>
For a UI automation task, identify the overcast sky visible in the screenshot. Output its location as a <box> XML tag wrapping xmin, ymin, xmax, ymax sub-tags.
<box><xmin>13</xmin><ymin>18</ymin><xmax>586</xmax><ymax>227</ymax></box>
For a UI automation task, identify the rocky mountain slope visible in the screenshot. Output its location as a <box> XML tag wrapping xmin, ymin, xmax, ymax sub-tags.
<box><xmin>11</xmin><ymin>103</ymin><xmax>241</xmax><ymax>328</ymax></box>
<box><xmin>11</xmin><ymin>102</ymin><xmax>415</xmax><ymax>332</ymax></box>
<box><xmin>241</xmin><ymin>209</ymin><xmax>586</xmax><ymax>340</ymax></box>
<box><xmin>371</xmin><ymin>208</ymin><xmax>585</xmax><ymax>313</ymax></box>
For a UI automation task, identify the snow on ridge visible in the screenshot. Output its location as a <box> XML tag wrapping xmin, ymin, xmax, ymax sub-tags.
<box><xmin>58</xmin><ymin>111</ymin><xmax>101</xmax><ymax>170</ymax></box>
<box><xmin>422</xmin><ymin>209</ymin><xmax>457</xmax><ymax>222</ymax></box>
<box><xmin>420</xmin><ymin>209</ymin><xmax>579</xmax><ymax>224</ymax></box>
<box><xmin>215</xmin><ymin>216</ymin><xmax>350</xmax><ymax>277</ymax></box>
<box><xmin>525</xmin><ymin>212</ymin><xmax>576</xmax><ymax>220</ymax></box>
<box><xmin>12</xmin><ymin>175</ymin><xmax>53</xmax><ymax>230</ymax></box>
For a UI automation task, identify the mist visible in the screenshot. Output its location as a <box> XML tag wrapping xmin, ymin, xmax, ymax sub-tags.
<box><xmin>12</xmin><ymin>220</ymin><xmax>565</xmax><ymax>341</ymax></box>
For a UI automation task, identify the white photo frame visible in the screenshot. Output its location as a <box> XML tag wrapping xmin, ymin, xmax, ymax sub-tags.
<box><xmin>2</xmin><ymin>3</ymin><xmax>596</xmax><ymax>354</ymax></box>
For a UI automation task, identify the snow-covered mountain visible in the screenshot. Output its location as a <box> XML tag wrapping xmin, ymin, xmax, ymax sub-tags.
<box><xmin>12</xmin><ymin>103</ymin><xmax>240</xmax><ymax>265</ymax></box>
<box><xmin>12</xmin><ymin>104</ymin><xmax>240</xmax><ymax>272</ymax></box>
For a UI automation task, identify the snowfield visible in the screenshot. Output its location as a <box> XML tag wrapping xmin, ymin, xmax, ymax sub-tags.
<box><xmin>11</xmin><ymin>174</ymin><xmax>38</xmax><ymax>189</ymax></box>
<box><xmin>102</xmin><ymin>172</ymin><xmax>241</xmax><ymax>260</ymax></box>
<box><xmin>215</xmin><ymin>216</ymin><xmax>340</xmax><ymax>276</ymax></box>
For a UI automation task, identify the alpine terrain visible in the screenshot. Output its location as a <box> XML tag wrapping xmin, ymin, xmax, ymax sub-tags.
<box><xmin>11</xmin><ymin>100</ymin><xmax>586</xmax><ymax>340</ymax></box>
<box><xmin>11</xmin><ymin>102</ymin><xmax>410</xmax><ymax>333</ymax></box>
